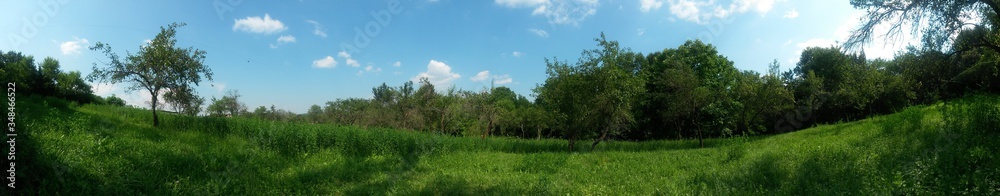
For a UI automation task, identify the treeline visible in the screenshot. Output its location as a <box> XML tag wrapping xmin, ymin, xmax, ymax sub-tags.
<box><xmin>235</xmin><ymin>32</ymin><xmax>996</xmax><ymax>147</ymax></box>
<box><xmin>0</xmin><ymin>50</ymin><xmax>128</xmax><ymax>105</ymax></box>
<box><xmin>3</xmin><ymin>30</ymin><xmax>996</xmax><ymax>147</ymax></box>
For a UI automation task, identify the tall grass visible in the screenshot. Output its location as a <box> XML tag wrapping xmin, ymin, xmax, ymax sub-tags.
<box><xmin>13</xmin><ymin>94</ymin><xmax>1000</xmax><ymax>194</ymax></box>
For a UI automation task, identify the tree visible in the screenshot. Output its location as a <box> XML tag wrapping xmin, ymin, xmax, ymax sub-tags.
<box><xmin>845</xmin><ymin>0</ymin><xmax>1000</xmax><ymax>53</ymax></box>
<box><xmin>105</xmin><ymin>94</ymin><xmax>127</xmax><ymax>107</ymax></box>
<box><xmin>88</xmin><ymin>22</ymin><xmax>213</xmax><ymax>127</ymax></box>
<box><xmin>207</xmin><ymin>90</ymin><xmax>247</xmax><ymax>117</ymax></box>
<box><xmin>252</xmin><ymin>105</ymin><xmax>270</xmax><ymax>119</ymax></box>
<box><xmin>38</xmin><ymin>57</ymin><xmax>62</xmax><ymax>96</ymax></box>
<box><xmin>534</xmin><ymin>33</ymin><xmax>645</xmax><ymax>150</ymax></box>
<box><xmin>636</xmin><ymin>40</ymin><xmax>739</xmax><ymax>144</ymax></box>
<box><xmin>307</xmin><ymin>104</ymin><xmax>323</xmax><ymax>123</ymax></box>
<box><xmin>535</xmin><ymin>57</ymin><xmax>585</xmax><ymax>150</ymax></box>
<box><xmin>662</xmin><ymin>62</ymin><xmax>711</xmax><ymax>145</ymax></box>
<box><xmin>415</xmin><ymin>77</ymin><xmax>441</xmax><ymax>132</ymax></box>
<box><xmin>580</xmin><ymin>34</ymin><xmax>645</xmax><ymax>150</ymax></box>
<box><xmin>0</xmin><ymin>51</ymin><xmax>38</xmax><ymax>94</ymax></box>
<box><xmin>164</xmin><ymin>85</ymin><xmax>204</xmax><ymax>116</ymax></box>
<box><xmin>732</xmin><ymin>61</ymin><xmax>794</xmax><ymax>134</ymax></box>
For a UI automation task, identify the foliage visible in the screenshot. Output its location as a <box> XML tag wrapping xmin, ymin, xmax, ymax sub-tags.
<box><xmin>164</xmin><ymin>85</ymin><xmax>204</xmax><ymax>116</ymax></box>
<box><xmin>88</xmin><ymin>22</ymin><xmax>213</xmax><ymax>127</ymax></box>
<box><xmin>105</xmin><ymin>94</ymin><xmax>127</xmax><ymax>107</ymax></box>
<box><xmin>207</xmin><ymin>90</ymin><xmax>248</xmax><ymax>117</ymax></box>
<box><xmin>0</xmin><ymin>52</ymin><xmax>95</xmax><ymax>103</ymax></box>
<box><xmin>845</xmin><ymin>0</ymin><xmax>1000</xmax><ymax>53</ymax></box>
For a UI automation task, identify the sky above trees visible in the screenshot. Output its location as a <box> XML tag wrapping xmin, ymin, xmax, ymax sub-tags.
<box><xmin>0</xmin><ymin>0</ymin><xmax>918</xmax><ymax>113</ymax></box>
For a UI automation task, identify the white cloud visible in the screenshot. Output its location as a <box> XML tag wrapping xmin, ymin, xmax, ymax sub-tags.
<box><xmin>393</xmin><ymin>61</ymin><xmax>402</xmax><ymax>67</ymax></box>
<box><xmin>471</xmin><ymin>70</ymin><xmax>491</xmax><ymax>82</ymax></box>
<box><xmin>233</xmin><ymin>14</ymin><xmax>287</xmax><ymax>34</ymax></box>
<box><xmin>665</xmin><ymin>0</ymin><xmax>783</xmax><ymax>24</ymax></box>
<box><xmin>413</xmin><ymin>60</ymin><xmax>461</xmax><ymax>86</ymax></box>
<box><xmin>277</xmin><ymin>35</ymin><xmax>296</xmax><ymax>43</ymax></box>
<box><xmin>60</xmin><ymin>37</ymin><xmax>89</xmax><ymax>55</ymax></box>
<box><xmin>640</xmin><ymin>0</ymin><xmax>663</xmax><ymax>12</ymax></box>
<box><xmin>783</xmin><ymin>9</ymin><xmax>798</xmax><ymax>19</ymax></box>
<box><xmin>361</xmin><ymin>65</ymin><xmax>382</xmax><ymax>74</ymax></box>
<box><xmin>512</xmin><ymin>51</ymin><xmax>525</xmax><ymax>57</ymax></box>
<box><xmin>528</xmin><ymin>28</ymin><xmax>550</xmax><ymax>38</ymax></box>
<box><xmin>305</xmin><ymin>20</ymin><xmax>327</xmax><ymax>38</ymax></box>
<box><xmin>470</xmin><ymin>70</ymin><xmax>514</xmax><ymax>84</ymax></box>
<box><xmin>338</xmin><ymin>51</ymin><xmax>361</xmax><ymax>67</ymax></box>
<box><xmin>345</xmin><ymin>59</ymin><xmax>359</xmax><ymax>67</ymax></box>
<box><xmin>637</xmin><ymin>28</ymin><xmax>646</xmax><ymax>36</ymax></box>
<box><xmin>494</xmin><ymin>74</ymin><xmax>513</xmax><ymax>84</ymax></box>
<box><xmin>312</xmin><ymin>56</ymin><xmax>337</xmax><ymax>68</ymax></box>
<box><xmin>668</xmin><ymin>0</ymin><xmax>703</xmax><ymax>23</ymax></box>
<box><xmin>497</xmin><ymin>0</ymin><xmax>599</xmax><ymax>25</ymax></box>
<box><xmin>496</xmin><ymin>0</ymin><xmax>548</xmax><ymax>7</ymax></box>
<box><xmin>90</xmin><ymin>82</ymin><xmax>118</xmax><ymax>97</ymax></box>
<box><xmin>270</xmin><ymin>35</ymin><xmax>297</xmax><ymax>49</ymax></box>
<box><xmin>212</xmin><ymin>82</ymin><xmax>227</xmax><ymax>94</ymax></box>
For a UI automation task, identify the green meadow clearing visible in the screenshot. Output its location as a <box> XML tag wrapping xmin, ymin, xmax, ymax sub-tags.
<box><xmin>15</xmin><ymin>95</ymin><xmax>1000</xmax><ymax>195</ymax></box>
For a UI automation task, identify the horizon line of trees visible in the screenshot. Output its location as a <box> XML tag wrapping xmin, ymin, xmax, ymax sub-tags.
<box><xmin>5</xmin><ymin>29</ymin><xmax>997</xmax><ymax>147</ymax></box>
<box><xmin>203</xmin><ymin>32</ymin><xmax>998</xmax><ymax>149</ymax></box>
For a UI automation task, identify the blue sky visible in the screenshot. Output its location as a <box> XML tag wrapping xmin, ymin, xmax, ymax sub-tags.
<box><xmin>1</xmin><ymin>0</ymin><xmax>920</xmax><ymax>113</ymax></box>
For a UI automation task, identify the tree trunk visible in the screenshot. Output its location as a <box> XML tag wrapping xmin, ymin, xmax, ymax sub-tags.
<box><xmin>698</xmin><ymin>127</ymin><xmax>703</xmax><ymax>148</ymax></box>
<box><xmin>696</xmin><ymin>118</ymin><xmax>704</xmax><ymax>148</ymax></box>
<box><xmin>519</xmin><ymin>123</ymin><xmax>524</xmax><ymax>138</ymax></box>
<box><xmin>481</xmin><ymin>120</ymin><xmax>491</xmax><ymax>139</ymax></box>
<box><xmin>591</xmin><ymin>126</ymin><xmax>610</xmax><ymax>151</ymax></box>
<box><xmin>567</xmin><ymin>136</ymin><xmax>575</xmax><ymax>152</ymax></box>
<box><xmin>537</xmin><ymin>127</ymin><xmax>542</xmax><ymax>140</ymax></box>
<box><xmin>439</xmin><ymin>111</ymin><xmax>445</xmax><ymax>134</ymax></box>
<box><xmin>151</xmin><ymin>95</ymin><xmax>160</xmax><ymax>127</ymax></box>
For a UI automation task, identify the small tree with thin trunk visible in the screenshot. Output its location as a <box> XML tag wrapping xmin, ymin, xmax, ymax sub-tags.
<box><xmin>88</xmin><ymin>22</ymin><xmax>213</xmax><ymax>127</ymax></box>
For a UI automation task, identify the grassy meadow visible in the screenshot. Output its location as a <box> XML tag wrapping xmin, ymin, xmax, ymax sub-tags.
<box><xmin>13</xmin><ymin>95</ymin><xmax>1000</xmax><ymax>195</ymax></box>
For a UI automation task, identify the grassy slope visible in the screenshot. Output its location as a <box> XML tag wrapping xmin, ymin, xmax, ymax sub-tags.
<box><xmin>16</xmin><ymin>95</ymin><xmax>1000</xmax><ymax>195</ymax></box>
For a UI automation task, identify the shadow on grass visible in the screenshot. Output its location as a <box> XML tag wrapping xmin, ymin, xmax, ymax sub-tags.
<box><xmin>413</xmin><ymin>174</ymin><xmax>534</xmax><ymax>195</ymax></box>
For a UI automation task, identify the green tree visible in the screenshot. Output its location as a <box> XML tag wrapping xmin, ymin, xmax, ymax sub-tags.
<box><xmin>207</xmin><ymin>90</ymin><xmax>247</xmax><ymax>117</ymax></box>
<box><xmin>535</xmin><ymin>33</ymin><xmax>645</xmax><ymax>150</ymax></box>
<box><xmin>88</xmin><ymin>22</ymin><xmax>213</xmax><ymax>127</ymax></box>
<box><xmin>535</xmin><ymin>57</ymin><xmax>585</xmax><ymax>150</ymax></box>
<box><xmin>105</xmin><ymin>94</ymin><xmax>127</xmax><ymax>107</ymax></box>
<box><xmin>732</xmin><ymin>61</ymin><xmax>794</xmax><ymax>134</ymax></box>
<box><xmin>38</xmin><ymin>57</ymin><xmax>62</xmax><ymax>96</ymax></box>
<box><xmin>164</xmin><ymin>85</ymin><xmax>204</xmax><ymax>116</ymax></box>
<box><xmin>307</xmin><ymin>104</ymin><xmax>323</xmax><ymax>123</ymax></box>
<box><xmin>0</xmin><ymin>51</ymin><xmax>39</xmax><ymax>94</ymax></box>
<box><xmin>637</xmin><ymin>40</ymin><xmax>738</xmax><ymax>144</ymax></box>
<box><xmin>252</xmin><ymin>106</ymin><xmax>270</xmax><ymax>119</ymax></box>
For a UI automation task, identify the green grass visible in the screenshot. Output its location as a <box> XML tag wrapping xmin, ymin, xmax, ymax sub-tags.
<box><xmin>13</xmin><ymin>95</ymin><xmax>1000</xmax><ymax>195</ymax></box>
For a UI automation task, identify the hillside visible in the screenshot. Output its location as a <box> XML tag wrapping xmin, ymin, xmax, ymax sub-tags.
<box><xmin>14</xmin><ymin>95</ymin><xmax>1000</xmax><ymax>195</ymax></box>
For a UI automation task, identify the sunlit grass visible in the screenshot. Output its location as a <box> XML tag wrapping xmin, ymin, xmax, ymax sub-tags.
<box><xmin>17</xmin><ymin>95</ymin><xmax>1000</xmax><ymax>195</ymax></box>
